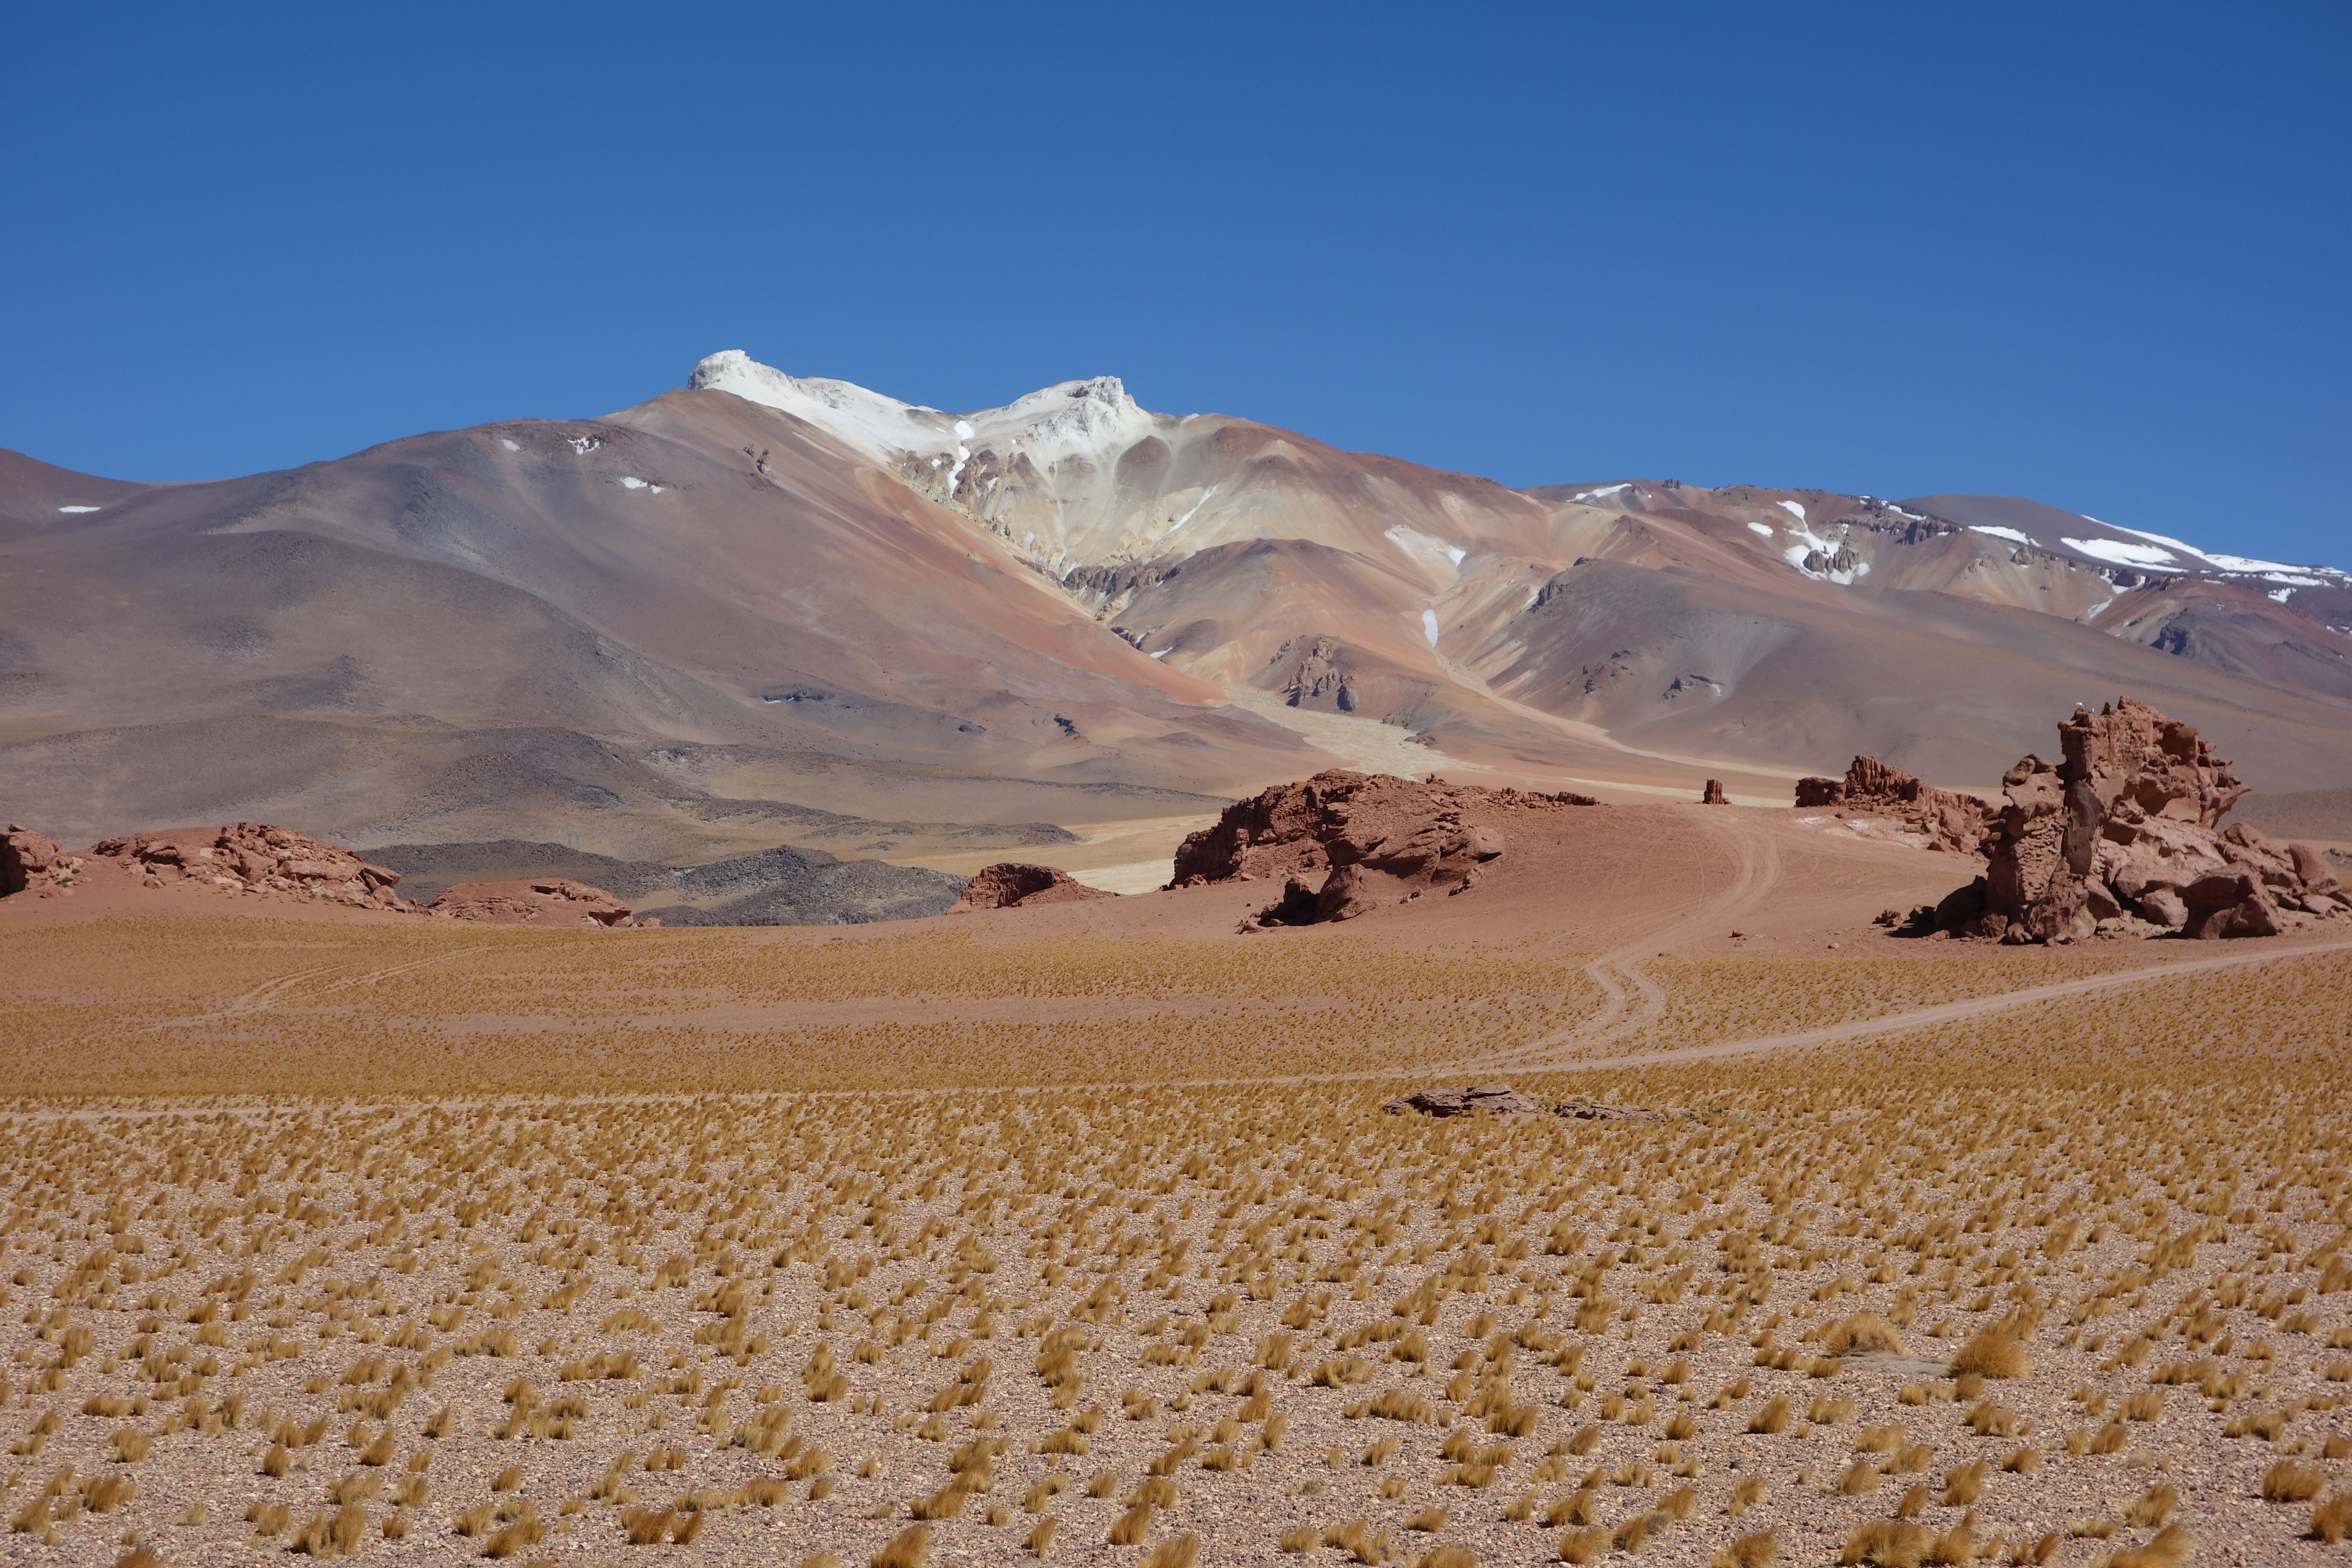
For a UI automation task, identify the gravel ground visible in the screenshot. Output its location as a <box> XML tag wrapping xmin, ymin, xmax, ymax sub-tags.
<box><xmin>0</xmin><ymin>1079</ymin><xmax>2347</xmax><ymax>1568</ymax></box>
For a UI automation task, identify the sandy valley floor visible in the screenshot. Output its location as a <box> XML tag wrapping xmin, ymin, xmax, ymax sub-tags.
<box><xmin>2</xmin><ymin>806</ymin><xmax>2350</xmax><ymax>1567</ymax></box>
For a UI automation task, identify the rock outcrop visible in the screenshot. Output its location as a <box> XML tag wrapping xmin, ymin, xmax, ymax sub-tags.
<box><xmin>1382</xmin><ymin>1084</ymin><xmax>1545</xmax><ymax>1117</ymax></box>
<box><xmin>1176</xmin><ymin>770</ymin><xmax>1591</xmax><ymax>925</ymax></box>
<box><xmin>2</xmin><ymin>824</ymin><xmax>77</xmax><ymax>897</ymax></box>
<box><xmin>1793</xmin><ymin>756</ymin><xmax>1999</xmax><ymax>854</ymax></box>
<box><xmin>88</xmin><ymin>823</ymin><xmax>405</xmax><ymax>907</ymax></box>
<box><xmin>948</xmin><ymin>863</ymin><xmax>1117</xmax><ymax>913</ymax></box>
<box><xmin>1701</xmin><ymin>779</ymin><xmax>1729</xmax><ymax>805</ymax></box>
<box><xmin>425</xmin><ymin>878</ymin><xmax>640</xmax><ymax>927</ymax></box>
<box><xmin>1924</xmin><ymin>697</ymin><xmax>2347</xmax><ymax>942</ymax></box>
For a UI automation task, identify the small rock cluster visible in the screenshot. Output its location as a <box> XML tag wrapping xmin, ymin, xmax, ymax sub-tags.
<box><xmin>1382</xmin><ymin>1083</ymin><xmax>1546</xmax><ymax>1116</ymax></box>
<box><xmin>1382</xmin><ymin>1085</ymin><xmax>1669</xmax><ymax>1121</ymax></box>
<box><xmin>1904</xmin><ymin>697</ymin><xmax>2347</xmax><ymax>943</ymax></box>
<box><xmin>426</xmin><ymin>878</ymin><xmax>647</xmax><ymax>927</ymax></box>
<box><xmin>87</xmin><ymin>823</ymin><xmax>408</xmax><ymax>908</ymax></box>
<box><xmin>1794</xmin><ymin>755</ymin><xmax>1999</xmax><ymax>854</ymax></box>
<box><xmin>1175</xmin><ymin>770</ymin><xmax>1590</xmax><ymax>926</ymax></box>
<box><xmin>947</xmin><ymin>863</ymin><xmax>1117</xmax><ymax>913</ymax></box>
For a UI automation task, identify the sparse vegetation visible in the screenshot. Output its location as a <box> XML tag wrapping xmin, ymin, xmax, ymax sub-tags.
<box><xmin>0</xmin><ymin>915</ymin><xmax>2344</xmax><ymax>1561</ymax></box>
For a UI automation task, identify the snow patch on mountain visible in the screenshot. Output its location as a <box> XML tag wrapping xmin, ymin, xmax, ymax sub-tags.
<box><xmin>688</xmin><ymin>351</ymin><xmax>1165</xmax><ymax>483</ymax></box>
<box><xmin>1161</xmin><ymin>488</ymin><xmax>1217</xmax><ymax>540</ymax></box>
<box><xmin>1968</xmin><ymin>525</ymin><xmax>2031</xmax><ymax>545</ymax></box>
<box><xmin>2065</xmin><ymin>537</ymin><xmax>2180</xmax><ymax>569</ymax></box>
<box><xmin>690</xmin><ymin>350</ymin><xmax>949</xmax><ymax>460</ymax></box>
<box><xmin>1384</xmin><ymin>524</ymin><xmax>1464</xmax><ymax>576</ymax></box>
<box><xmin>1420</xmin><ymin>609</ymin><xmax>1441</xmax><ymax>647</ymax></box>
<box><xmin>1777</xmin><ymin>500</ymin><xmax>1807</xmax><ymax>522</ymax></box>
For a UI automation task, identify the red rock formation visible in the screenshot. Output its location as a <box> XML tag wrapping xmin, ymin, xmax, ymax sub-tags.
<box><xmin>1700</xmin><ymin>779</ymin><xmax>1729</xmax><ymax>805</ymax></box>
<box><xmin>1792</xmin><ymin>756</ymin><xmax>1998</xmax><ymax>854</ymax></box>
<box><xmin>948</xmin><ymin>863</ymin><xmax>1117</xmax><ymax>913</ymax></box>
<box><xmin>1175</xmin><ymin>770</ymin><xmax>1590</xmax><ymax>924</ymax></box>
<box><xmin>2</xmin><ymin>824</ymin><xmax>77</xmax><ymax>897</ymax></box>
<box><xmin>88</xmin><ymin>823</ymin><xmax>403</xmax><ymax>906</ymax></box>
<box><xmin>1950</xmin><ymin>697</ymin><xmax>2344</xmax><ymax>942</ymax></box>
<box><xmin>426</xmin><ymin>878</ymin><xmax>638</xmax><ymax>927</ymax></box>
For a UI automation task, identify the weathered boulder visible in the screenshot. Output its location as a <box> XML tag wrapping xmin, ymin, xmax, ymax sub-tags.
<box><xmin>1941</xmin><ymin>697</ymin><xmax>2337</xmax><ymax>942</ymax></box>
<box><xmin>426</xmin><ymin>878</ymin><xmax>637</xmax><ymax>927</ymax></box>
<box><xmin>2289</xmin><ymin>842</ymin><xmax>2341</xmax><ymax>891</ymax></box>
<box><xmin>2</xmin><ymin>824</ymin><xmax>76</xmax><ymax>897</ymax></box>
<box><xmin>88</xmin><ymin>823</ymin><xmax>402</xmax><ymax>906</ymax></box>
<box><xmin>1792</xmin><ymin>755</ymin><xmax>1999</xmax><ymax>854</ymax></box>
<box><xmin>1382</xmin><ymin>1084</ymin><xmax>1544</xmax><ymax>1117</ymax></box>
<box><xmin>1176</xmin><ymin>770</ymin><xmax>1586</xmax><ymax>925</ymax></box>
<box><xmin>947</xmin><ymin>863</ymin><xmax>1116</xmax><ymax>913</ymax></box>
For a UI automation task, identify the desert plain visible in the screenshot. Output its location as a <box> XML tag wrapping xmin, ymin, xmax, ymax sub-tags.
<box><xmin>2</xmin><ymin>783</ymin><xmax>2351</xmax><ymax>1568</ymax></box>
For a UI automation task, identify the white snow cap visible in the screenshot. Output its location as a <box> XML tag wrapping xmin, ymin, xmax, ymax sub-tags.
<box><xmin>688</xmin><ymin>350</ymin><xmax>1164</xmax><ymax>473</ymax></box>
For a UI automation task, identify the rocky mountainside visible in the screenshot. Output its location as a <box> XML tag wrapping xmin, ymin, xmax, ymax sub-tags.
<box><xmin>365</xmin><ymin>840</ymin><xmax>965</xmax><ymax>927</ymax></box>
<box><xmin>4</xmin><ymin>353</ymin><xmax>2350</xmax><ymax>864</ymax></box>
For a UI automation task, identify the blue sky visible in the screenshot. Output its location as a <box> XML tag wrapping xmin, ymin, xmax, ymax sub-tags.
<box><xmin>5</xmin><ymin>3</ymin><xmax>2346</xmax><ymax>564</ymax></box>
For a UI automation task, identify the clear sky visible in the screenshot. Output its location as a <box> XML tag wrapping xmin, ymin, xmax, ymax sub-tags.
<box><xmin>5</xmin><ymin>3</ymin><xmax>2345</xmax><ymax>565</ymax></box>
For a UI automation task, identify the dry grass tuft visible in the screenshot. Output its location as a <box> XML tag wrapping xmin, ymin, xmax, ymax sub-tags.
<box><xmin>2100</xmin><ymin>1524</ymin><xmax>2193</xmax><ymax>1568</ymax></box>
<box><xmin>1822</xmin><ymin>1313</ymin><xmax>1906</xmax><ymax>1356</ymax></box>
<box><xmin>2263</xmin><ymin>1460</ymin><xmax>2324</xmax><ymax>1503</ymax></box>
<box><xmin>1710</xmin><ymin>1530</ymin><xmax>1777</xmax><ymax>1568</ymax></box>
<box><xmin>1950</xmin><ymin>1324</ymin><xmax>2031</xmax><ymax>1381</ymax></box>
<box><xmin>871</xmin><ymin>1525</ymin><xmax>931</xmax><ymax>1568</ymax></box>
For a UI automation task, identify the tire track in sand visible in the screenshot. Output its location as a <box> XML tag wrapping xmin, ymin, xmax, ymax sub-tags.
<box><xmin>1466</xmin><ymin>808</ymin><xmax>1782</xmax><ymax>1072</ymax></box>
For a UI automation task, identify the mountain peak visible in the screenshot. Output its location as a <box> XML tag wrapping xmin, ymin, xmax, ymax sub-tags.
<box><xmin>685</xmin><ymin>351</ymin><xmax>1158</xmax><ymax>471</ymax></box>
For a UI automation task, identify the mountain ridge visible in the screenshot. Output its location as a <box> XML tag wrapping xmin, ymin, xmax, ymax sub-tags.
<box><xmin>3</xmin><ymin>351</ymin><xmax>2348</xmax><ymax>868</ymax></box>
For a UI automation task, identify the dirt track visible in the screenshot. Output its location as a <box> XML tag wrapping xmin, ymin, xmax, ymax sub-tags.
<box><xmin>1546</xmin><ymin>933</ymin><xmax>2352</xmax><ymax>1074</ymax></box>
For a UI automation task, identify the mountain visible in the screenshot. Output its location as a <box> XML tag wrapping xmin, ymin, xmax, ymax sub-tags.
<box><xmin>3</xmin><ymin>353</ymin><xmax>2348</xmax><ymax>866</ymax></box>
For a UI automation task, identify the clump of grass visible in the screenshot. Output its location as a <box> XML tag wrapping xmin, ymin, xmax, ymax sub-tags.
<box><xmin>1950</xmin><ymin>1323</ymin><xmax>2031</xmax><ymax>1380</ymax></box>
<box><xmin>1710</xmin><ymin>1530</ymin><xmax>1776</xmax><ymax>1568</ymax></box>
<box><xmin>2103</xmin><ymin>1526</ymin><xmax>2193</xmax><ymax>1568</ymax></box>
<box><xmin>2264</xmin><ymin>1460</ymin><xmax>2324</xmax><ymax>1503</ymax></box>
<box><xmin>1821</xmin><ymin>1313</ymin><xmax>1905</xmax><ymax>1356</ymax></box>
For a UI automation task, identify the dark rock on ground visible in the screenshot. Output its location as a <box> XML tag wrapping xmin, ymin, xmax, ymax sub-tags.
<box><xmin>1382</xmin><ymin>1084</ymin><xmax>1546</xmax><ymax>1117</ymax></box>
<box><xmin>1555</xmin><ymin>1096</ymin><xmax>1671</xmax><ymax>1124</ymax></box>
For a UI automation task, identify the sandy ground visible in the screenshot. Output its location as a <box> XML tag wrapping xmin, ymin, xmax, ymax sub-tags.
<box><xmin>2</xmin><ymin>803</ymin><xmax>2350</xmax><ymax>1566</ymax></box>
